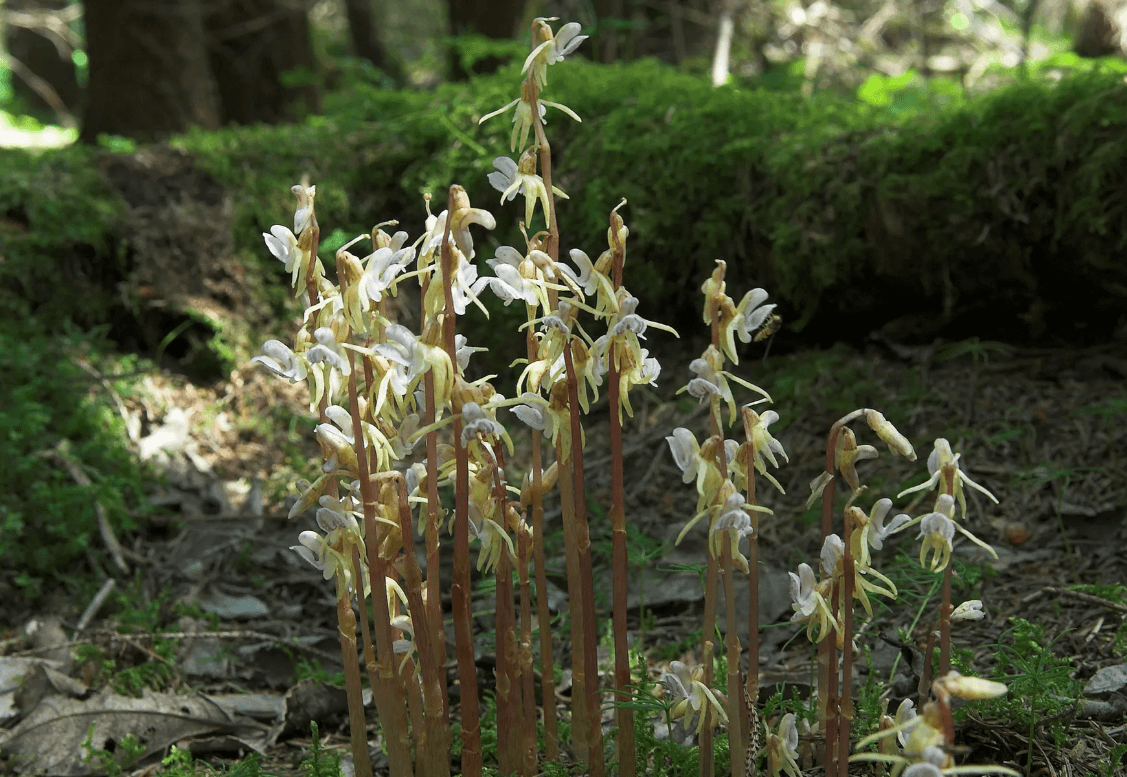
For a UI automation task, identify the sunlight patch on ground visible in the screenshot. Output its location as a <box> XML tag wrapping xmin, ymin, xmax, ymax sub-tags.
<box><xmin>0</xmin><ymin>113</ymin><xmax>77</xmax><ymax>149</ymax></box>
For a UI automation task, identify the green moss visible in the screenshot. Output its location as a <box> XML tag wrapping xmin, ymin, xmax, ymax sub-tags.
<box><xmin>0</xmin><ymin>144</ymin><xmax>125</xmax><ymax>327</ymax></box>
<box><xmin>0</xmin><ymin>320</ymin><xmax>148</xmax><ymax>595</ymax></box>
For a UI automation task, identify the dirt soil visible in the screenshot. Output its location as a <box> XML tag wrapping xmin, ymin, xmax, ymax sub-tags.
<box><xmin>2</xmin><ymin>337</ymin><xmax>1126</xmax><ymax>776</ymax></box>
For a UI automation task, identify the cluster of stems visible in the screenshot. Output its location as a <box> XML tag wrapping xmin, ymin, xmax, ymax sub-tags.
<box><xmin>253</xmin><ymin>18</ymin><xmax>683</xmax><ymax>776</ymax></box>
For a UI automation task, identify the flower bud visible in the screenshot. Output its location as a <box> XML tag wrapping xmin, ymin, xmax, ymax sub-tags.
<box><xmin>865</xmin><ymin>409</ymin><xmax>917</xmax><ymax>461</ymax></box>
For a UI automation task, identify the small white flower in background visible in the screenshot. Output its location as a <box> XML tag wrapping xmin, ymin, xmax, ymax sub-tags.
<box><xmin>665</xmin><ymin>427</ymin><xmax>701</xmax><ymax>484</ymax></box>
<box><xmin>292</xmin><ymin>183</ymin><xmax>315</xmax><ymax>234</ymax></box>
<box><xmin>918</xmin><ymin>494</ymin><xmax>957</xmax><ymax>571</ymax></box>
<box><xmin>563</xmin><ymin>248</ymin><xmax>601</xmax><ymax>297</ymax></box>
<box><xmin>895</xmin><ymin>698</ymin><xmax>918</xmax><ymax>747</ymax></box>
<box><xmin>659</xmin><ymin>660</ymin><xmax>728</xmax><ymax>735</ymax></box>
<box><xmin>709</xmin><ymin>493</ymin><xmax>755</xmax><ymax>572</ymax></box>
<box><xmin>322</xmin><ymin>405</ymin><xmax>356</xmax><ymax>443</ymax></box>
<box><xmin>743</xmin><ymin>407</ymin><xmax>788</xmax><ymax>493</ymax></box>
<box><xmin>608</xmin><ymin>295</ymin><xmax>649</xmax><ymax>338</ymax></box>
<box><xmin>523</xmin><ymin>19</ymin><xmax>588</xmax><ymax>89</ymax></box>
<box><xmin>488</xmin><ymin>151</ymin><xmax>569</xmax><ymax>229</ymax></box>
<box><xmin>263</xmin><ymin>225</ymin><xmax>300</xmax><ymax>281</ymax></box>
<box><xmin>898</xmin><ymin>437</ymin><xmax>997</xmax><ymax>518</ymax></box>
<box><xmin>903</xmin><ymin>763</ymin><xmax>943</xmax><ymax>777</ymax></box>
<box><xmin>789</xmin><ymin>562</ymin><xmax>819</xmax><ymax>620</ymax></box>
<box><xmin>686</xmin><ymin>358</ymin><xmax>722</xmax><ymax>398</ymax></box>
<box><xmin>951</xmin><ymin>599</ymin><xmax>985</xmax><ymax>622</ymax></box>
<box><xmin>291</xmin><ymin>495</ymin><xmax>364</xmax><ymax>588</ymax></box>
<box><xmin>460</xmin><ymin>402</ymin><xmax>505</xmax><ymax>444</ymax></box>
<box><xmin>362</xmin><ymin>244</ymin><xmax>415</xmax><ymax>304</ymax></box>
<box><xmin>866</xmin><ymin>498</ymin><xmax>912</xmax><ymax>551</ymax></box>
<box><xmin>252</xmin><ymin>340</ymin><xmax>306</xmax><ymax>383</ymax></box>
<box><xmin>469</xmin><ymin>507</ymin><xmax>516</xmax><ymax>574</ymax></box>
<box><xmin>454</xmin><ymin>334</ymin><xmax>483</xmax><ymax>372</ymax></box>
<box><xmin>509</xmin><ymin>393</ymin><xmax>549</xmax><ymax>431</ymax></box>
<box><xmin>765</xmin><ymin>712</ymin><xmax>801</xmax><ymax>777</ymax></box>
<box><xmin>390</xmin><ymin>614</ymin><xmax>416</xmax><ymax>672</ymax></box>
<box><xmin>306</xmin><ymin>327</ymin><xmax>347</xmax><ymax>373</ymax></box>
<box><xmin>450</xmin><ymin>259</ymin><xmax>490</xmax><ymax>316</ymax></box>
<box><xmin>478</xmin><ymin>80</ymin><xmax>582</xmax><ymax>153</ymax></box>
<box><xmin>820</xmin><ymin>533</ymin><xmax>845</xmax><ymax>577</ymax></box>
<box><xmin>539</xmin><ymin>301</ymin><xmax>573</xmax><ymax>333</ymax></box>
<box><xmin>487</xmin><ymin>262</ymin><xmax>539</xmax><ymax>307</ymax></box>
<box><xmin>635</xmin><ymin>348</ymin><xmax>661</xmax><ymax>387</ymax></box>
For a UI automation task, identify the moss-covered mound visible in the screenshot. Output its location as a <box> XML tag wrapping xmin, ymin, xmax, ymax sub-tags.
<box><xmin>3</xmin><ymin>59</ymin><xmax>1125</xmax><ymax>372</ymax></box>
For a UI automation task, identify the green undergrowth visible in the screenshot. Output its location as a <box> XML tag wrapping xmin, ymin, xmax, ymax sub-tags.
<box><xmin>171</xmin><ymin>58</ymin><xmax>1127</xmax><ymax>347</ymax></box>
<box><xmin>3</xmin><ymin>60</ymin><xmax>1125</xmax><ymax>377</ymax></box>
<box><xmin>0</xmin><ymin>144</ymin><xmax>125</xmax><ymax>329</ymax></box>
<box><xmin>0</xmin><ymin>319</ymin><xmax>149</xmax><ymax>598</ymax></box>
<box><xmin>959</xmin><ymin>618</ymin><xmax>1085</xmax><ymax>772</ymax></box>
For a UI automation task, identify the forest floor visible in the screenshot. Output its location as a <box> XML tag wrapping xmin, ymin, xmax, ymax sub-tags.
<box><xmin>2</xmin><ymin>337</ymin><xmax>1126</xmax><ymax>776</ymax></box>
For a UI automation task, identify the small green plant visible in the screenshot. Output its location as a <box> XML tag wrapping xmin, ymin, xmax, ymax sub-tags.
<box><xmin>292</xmin><ymin>656</ymin><xmax>346</xmax><ymax>686</ymax></box>
<box><xmin>80</xmin><ymin>723</ymin><xmax>145</xmax><ymax>777</ymax></box>
<box><xmin>301</xmin><ymin>721</ymin><xmax>343</xmax><ymax>777</ymax></box>
<box><xmin>0</xmin><ymin>321</ymin><xmax>148</xmax><ymax>596</ymax></box>
<box><xmin>978</xmin><ymin>619</ymin><xmax>1083</xmax><ymax>763</ymax></box>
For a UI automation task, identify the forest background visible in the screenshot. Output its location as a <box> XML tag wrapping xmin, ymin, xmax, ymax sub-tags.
<box><xmin>0</xmin><ymin>0</ymin><xmax>1126</xmax><ymax>775</ymax></box>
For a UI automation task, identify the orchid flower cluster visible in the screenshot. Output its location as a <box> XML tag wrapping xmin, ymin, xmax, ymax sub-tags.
<box><xmin>249</xmin><ymin>15</ymin><xmax>1021</xmax><ymax>777</ymax></box>
<box><xmin>249</xmin><ymin>17</ymin><xmax>696</xmax><ymax>777</ymax></box>
<box><xmin>783</xmin><ymin>405</ymin><xmax>1011</xmax><ymax>777</ymax></box>
<box><xmin>662</xmin><ymin>259</ymin><xmax>785</xmax><ymax>775</ymax></box>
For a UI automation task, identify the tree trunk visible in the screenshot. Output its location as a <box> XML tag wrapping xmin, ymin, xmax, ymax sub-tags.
<box><xmin>204</xmin><ymin>0</ymin><xmax>319</xmax><ymax>125</ymax></box>
<box><xmin>445</xmin><ymin>0</ymin><xmax>525</xmax><ymax>78</ymax></box>
<box><xmin>82</xmin><ymin>0</ymin><xmax>220</xmax><ymax>143</ymax></box>
<box><xmin>3</xmin><ymin>0</ymin><xmax>81</xmax><ymax>126</ymax></box>
<box><xmin>343</xmin><ymin>0</ymin><xmax>400</xmax><ymax>79</ymax></box>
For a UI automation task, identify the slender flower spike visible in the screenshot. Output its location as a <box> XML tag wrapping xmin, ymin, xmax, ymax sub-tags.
<box><xmin>898</xmin><ymin>437</ymin><xmax>998</xmax><ymax>520</ymax></box>
<box><xmin>523</xmin><ymin>19</ymin><xmax>588</xmax><ymax>89</ymax></box>
<box><xmin>765</xmin><ymin>712</ymin><xmax>802</xmax><ymax>777</ymax></box>
<box><xmin>488</xmin><ymin>151</ymin><xmax>569</xmax><ymax>229</ymax></box>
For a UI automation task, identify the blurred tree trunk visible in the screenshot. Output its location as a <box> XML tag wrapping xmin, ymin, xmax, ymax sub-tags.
<box><xmin>3</xmin><ymin>0</ymin><xmax>81</xmax><ymax>126</ymax></box>
<box><xmin>204</xmin><ymin>0</ymin><xmax>319</xmax><ymax>125</ymax></box>
<box><xmin>591</xmin><ymin>0</ymin><xmax>623</xmax><ymax>63</ymax></box>
<box><xmin>82</xmin><ymin>0</ymin><xmax>220</xmax><ymax>143</ymax></box>
<box><xmin>445</xmin><ymin>0</ymin><xmax>526</xmax><ymax>77</ymax></box>
<box><xmin>343</xmin><ymin>0</ymin><xmax>401</xmax><ymax>79</ymax></box>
